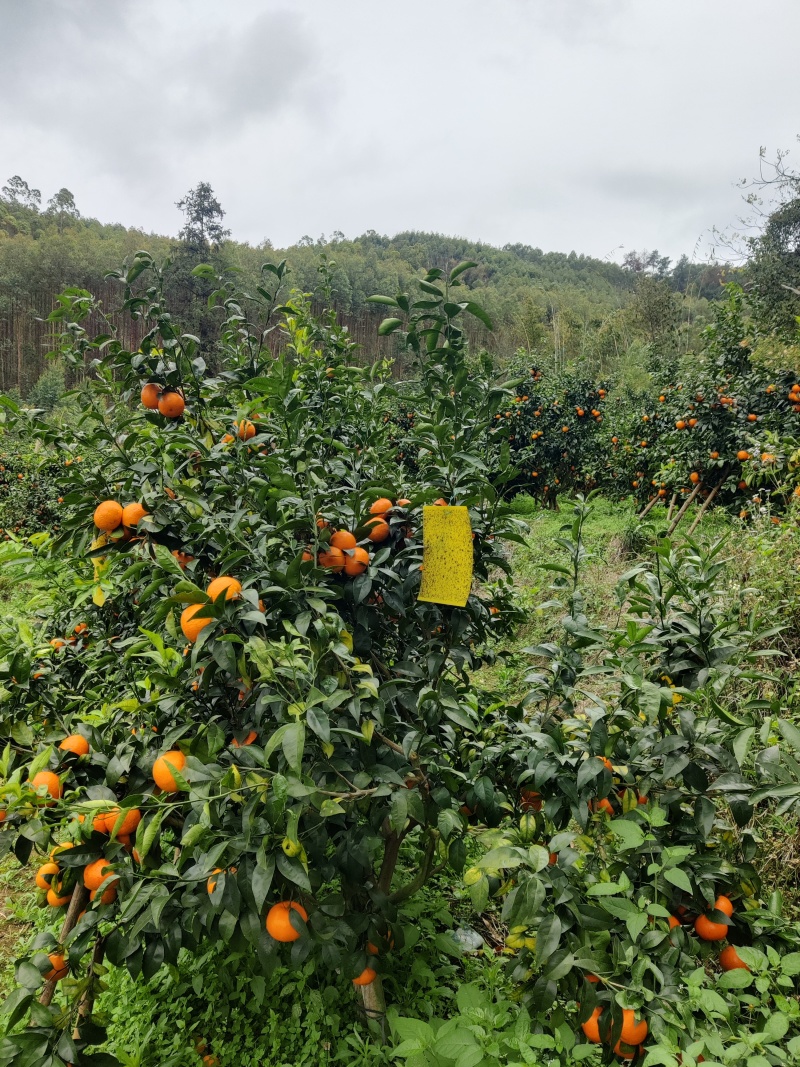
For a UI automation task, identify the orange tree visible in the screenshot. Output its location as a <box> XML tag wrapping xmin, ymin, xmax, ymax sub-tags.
<box><xmin>0</xmin><ymin>254</ymin><xmax>524</xmax><ymax>1066</ymax></box>
<box><xmin>497</xmin><ymin>368</ymin><xmax>609</xmax><ymax>507</ymax></box>
<box><xmin>462</xmin><ymin>498</ymin><xmax>798</xmax><ymax>1063</ymax></box>
<box><xmin>604</xmin><ymin>287</ymin><xmax>800</xmax><ymax>519</ymax></box>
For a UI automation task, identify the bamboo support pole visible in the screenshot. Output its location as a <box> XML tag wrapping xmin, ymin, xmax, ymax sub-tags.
<box><xmin>666</xmin><ymin>481</ymin><xmax>703</xmax><ymax>536</ymax></box>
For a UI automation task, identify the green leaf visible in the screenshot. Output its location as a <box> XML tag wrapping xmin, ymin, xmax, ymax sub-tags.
<box><xmin>663</xmin><ymin>867</ymin><xmax>692</xmax><ymax>893</ymax></box>
<box><xmin>449</xmin><ymin>260</ymin><xmax>478</xmax><ymax>282</ymax></box>
<box><xmin>609</xmin><ymin>819</ymin><xmax>645</xmax><ymax>850</ymax></box>
<box><xmin>377</xmin><ymin>318</ymin><xmax>403</xmax><ymax>336</ymax></box>
<box><xmin>281</xmin><ymin>722</ymin><xmax>305</xmax><ymax>772</ymax></box>
<box><xmin>463</xmin><ymin>301</ymin><xmax>493</xmax><ymax>330</ymax></box>
<box><xmin>717</xmin><ymin>968</ymin><xmax>753</xmax><ymax>989</ymax></box>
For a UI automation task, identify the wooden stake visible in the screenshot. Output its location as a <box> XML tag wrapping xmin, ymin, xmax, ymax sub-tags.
<box><xmin>666</xmin><ymin>492</ymin><xmax>678</xmax><ymax>522</ymax></box>
<box><xmin>638</xmin><ymin>494</ymin><xmax>661</xmax><ymax>520</ymax></box>
<box><xmin>666</xmin><ymin>481</ymin><xmax>703</xmax><ymax>535</ymax></box>
<box><xmin>687</xmin><ymin>479</ymin><xmax>724</xmax><ymax>535</ymax></box>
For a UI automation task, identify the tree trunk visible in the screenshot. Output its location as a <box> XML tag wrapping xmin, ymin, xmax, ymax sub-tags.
<box><xmin>39</xmin><ymin>885</ymin><xmax>89</xmax><ymax>1007</ymax></box>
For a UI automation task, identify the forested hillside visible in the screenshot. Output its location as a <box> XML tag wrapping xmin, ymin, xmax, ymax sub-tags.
<box><xmin>0</xmin><ymin>175</ymin><xmax>726</xmax><ymax>395</ymax></box>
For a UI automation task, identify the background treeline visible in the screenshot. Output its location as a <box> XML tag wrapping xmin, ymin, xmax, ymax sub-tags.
<box><xmin>0</xmin><ymin>174</ymin><xmax>729</xmax><ymax>396</ymax></box>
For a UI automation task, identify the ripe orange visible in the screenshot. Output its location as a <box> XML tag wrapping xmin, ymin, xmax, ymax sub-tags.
<box><xmin>330</xmin><ymin>530</ymin><xmax>357</xmax><ymax>550</ymax></box>
<box><xmin>688</xmin><ymin>418</ymin><xmax>698</xmax><ymax>428</ymax></box>
<box><xmin>344</xmin><ymin>547</ymin><xmax>369</xmax><ymax>576</ymax></box>
<box><xmin>236</xmin><ymin>419</ymin><xmax>256</xmax><ymax>440</ymax></box>
<box><xmin>44</xmin><ymin>953</ymin><xmax>68</xmax><ymax>982</ymax></box>
<box><xmin>668</xmin><ymin>916</ymin><xmax>681</xmax><ymax>930</ymax></box>
<box><xmin>207</xmin><ymin>576</ymin><xmax>242</xmax><ymax>602</ymax></box>
<box><xmin>620</xmin><ymin>1010</ymin><xmax>647</xmax><ymax>1045</ymax></box>
<box><xmin>158</xmin><ymin>390</ymin><xmax>185</xmax><ymax>418</ymax></box>
<box><xmin>369</xmin><ymin>498</ymin><xmax>393</xmax><ymax>516</ymax></box>
<box><xmin>720</xmin><ymin>944</ymin><xmax>748</xmax><ymax>971</ymax></box>
<box><xmin>93</xmin><ymin>500</ymin><xmax>123</xmax><ymax>532</ymax></box>
<box><xmin>122</xmin><ymin>502</ymin><xmax>149</xmax><ymax>528</ymax></box>
<box><xmin>47</xmin><ymin>886</ymin><xmax>71</xmax><ymax>907</ymax></box>
<box><xmin>676</xmin><ymin>420</ymin><xmax>686</xmax><ymax>430</ymax></box>
<box><xmin>433</xmin><ymin>497</ymin><xmax>448</xmax><ymax>506</ymax></box>
<box><xmin>689</xmin><ymin>472</ymin><xmax>700</xmax><ymax>484</ymax></box>
<box><xmin>613</xmin><ymin>1039</ymin><xmax>640</xmax><ymax>1060</ymax></box>
<box><xmin>266</xmin><ymin>900</ymin><xmax>308</xmax><ymax>942</ymax></box>
<box><xmin>737</xmin><ymin>450</ymin><xmax>750</xmax><ymax>461</ymax></box>
<box><xmin>153</xmin><ymin>750</ymin><xmax>187</xmax><ymax>792</ymax></box>
<box><xmin>352</xmin><ymin>967</ymin><xmax>377</xmax><ymax>986</ymax></box>
<box><xmin>366</xmin><ymin>518</ymin><xmax>390</xmax><ymax>543</ymax></box>
<box><xmin>396</xmin><ymin>498</ymin><xmax>411</xmax><ymax>507</ymax></box>
<box><xmin>181</xmin><ymin>603</ymin><xmax>212</xmax><ymax>643</ymax></box>
<box><xmin>231</xmin><ymin>730</ymin><xmax>257</xmax><ymax>748</ymax></box>
<box><xmin>83</xmin><ymin>858</ymin><xmax>116</xmax><ymax>890</ymax></box>
<box><xmin>59</xmin><ymin>734</ymin><xmax>89</xmax><ymax>756</ymax></box>
<box><xmin>318</xmin><ymin>546</ymin><xmax>345</xmax><ymax>571</ymax></box>
<box><xmin>140</xmin><ymin>382</ymin><xmax>161</xmax><ymax>409</ymax></box>
<box><xmin>301</xmin><ymin>549</ymin><xmax>313</xmax><ymax>562</ymax></box>
<box><xmin>35</xmin><ymin>862</ymin><xmax>61</xmax><ymax>891</ymax></box>
<box><xmin>694</xmin><ymin>914</ymin><xmax>728</xmax><ymax>941</ymax></box>
<box><xmin>581</xmin><ymin>1006</ymin><xmax>603</xmax><ymax>1042</ymax></box>
<box><xmin>592</xmin><ymin>797</ymin><xmax>614</xmax><ymax>816</ymax></box>
<box><xmin>714</xmin><ymin>894</ymin><xmax>734</xmax><ymax>917</ymax></box>
<box><xmin>103</xmin><ymin>807</ymin><xmax>142</xmax><ymax>837</ymax></box>
<box><xmin>90</xmin><ymin>885</ymin><xmax>117</xmax><ymax>905</ymax></box>
<box><xmin>710</xmin><ymin>451</ymin><xmax>719</xmax><ymax>459</ymax></box>
<box><xmin>30</xmin><ymin>771</ymin><xmax>61</xmax><ymax>801</ymax></box>
<box><xmin>747</xmin><ymin>414</ymin><xmax>757</xmax><ymax>422</ymax></box>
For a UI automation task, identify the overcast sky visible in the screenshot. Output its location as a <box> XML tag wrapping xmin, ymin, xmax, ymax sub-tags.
<box><xmin>1</xmin><ymin>0</ymin><xmax>798</xmax><ymax>262</ymax></box>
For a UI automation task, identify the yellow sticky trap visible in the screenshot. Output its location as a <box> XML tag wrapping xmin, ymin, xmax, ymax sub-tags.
<box><xmin>417</xmin><ymin>505</ymin><xmax>473</xmax><ymax>607</ymax></box>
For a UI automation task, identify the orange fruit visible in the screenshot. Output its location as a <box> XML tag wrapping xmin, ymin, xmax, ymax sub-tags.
<box><xmin>90</xmin><ymin>885</ymin><xmax>117</xmax><ymax>905</ymax></box>
<box><xmin>103</xmin><ymin>807</ymin><xmax>142</xmax><ymax>837</ymax></box>
<box><xmin>181</xmin><ymin>603</ymin><xmax>212</xmax><ymax>643</ymax></box>
<box><xmin>396</xmin><ymin>498</ymin><xmax>411</xmax><ymax>508</ymax></box>
<box><xmin>59</xmin><ymin>734</ymin><xmax>89</xmax><ymax>756</ymax></box>
<box><xmin>318</xmin><ymin>547</ymin><xmax>345</xmax><ymax>571</ymax></box>
<box><xmin>689</xmin><ymin>472</ymin><xmax>700</xmax><ymax>484</ymax></box>
<box><xmin>140</xmin><ymin>382</ymin><xmax>161</xmax><ymax>409</ymax></box>
<box><xmin>369</xmin><ymin>498</ymin><xmax>393</xmax><ymax>516</ymax></box>
<box><xmin>433</xmin><ymin>497</ymin><xmax>448</xmax><ymax>506</ymax></box>
<box><xmin>330</xmin><ymin>530</ymin><xmax>357</xmax><ymax>551</ymax></box>
<box><xmin>236</xmin><ymin>419</ymin><xmax>256</xmax><ymax>440</ymax></box>
<box><xmin>44</xmin><ymin>952</ymin><xmax>69</xmax><ymax>982</ymax></box>
<box><xmin>153</xmin><ymin>750</ymin><xmax>187</xmax><ymax>792</ymax></box>
<box><xmin>344</xmin><ymin>547</ymin><xmax>369</xmax><ymax>576</ymax></box>
<box><xmin>231</xmin><ymin>730</ymin><xmax>257</xmax><ymax>748</ymax></box>
<box><xmin>301</xmin><ymin>549</ymin><xmax>313</xmax><ymax>562</ymax></box>
<box><xmin>122</xmin><ymin>502</ymin><xmax>149</xmax><ymax>528</ymax></box>
<box><xmin>93</xmin><ymin>500</ymin><xmax>123</xmax><ymax>532</ymax></box>
<box><xmin>35</xmin><ymin>862</ymin><xmax>61</xmax><ymax>891</ymax></box>
<box><xmin>668</xmin><ymin>916</ymin><xmax>681</xmax><ymax>930</ymax></box>
<box><xmin>207</xmin><ymin>576</ymin><xmax>242</xmax><ymax>602</ymax></box>
<box><xmin>620</xmin><ymin>1010</ymin><xmax>647</xmax><ymax>1045</ymax></box>
<box><xmin>592</xmin><ymin>798</ymin><xmax>614</xmax><ymax>816</ymax></box>
<box><xmin>720</xmin><ymin>944</ymin><xmax>748</xmax><ymax>971</ymax></box>
<box><xmin>366</xmin><ymin>518</ymin><xmax>390</xmax><ymax>543</ymax></box>
<box><xmin>714</xmin><ymin>894</ymin><xmax>734</xmax><ymax>917</ymax></box>
<box><xmin>694</xmin><ymin>914</ymin><xmax>728</xmax><ymax>940</ymax></box>
<box><xmin>613</xmin><ymin>1039</ymin><xmax>640</xmax><ymax>1060</ymax></box>
<box><xmin>158</xmin><ymin>390</ymin><xmax>185</xmax><ymax>418</ymax></box>
<box><xmin>520</xmin><ymin>789</ymin><xmax>542</xmax><ymax>812</ymax></box>
<box><xmin>352</xmin><ymin>967</ymin><xmax>377</xmax><ymax>986</ymax></box>
<box><xmin>172</xmin><ymin>549</ymin><xmax>193</xmax><ymax>569</ymax></box>
<box><xmin>710</xmin><ymin>451</ymin><xmax>719</xmax><ymax>459</ymax></box>
<box><xmin>737</xmin><ymin>450</ymin><xmax>750</xmax><ymax>461</ymax></box>
<box><xmin>47</xmin><ymin>886</ymin><xmax>71</xmax><ymax>907</ymax></box>
<box><xmin>747</xmin><ymin>414</ymin><xmax>757</xmax><ymax>422</ymax></box>
<box><xmin>676</xmin><ymin>420</ymin><xmax>686</xmax><ymax>430</ymax></box>
<box><xmin>266</xmin><ymin>900</ymin><xmax>308</xmax><ymax>942</ymax></box>
<box><xmin>30</xmin><ymin>771</ymin><xmax>61</xmax><ymax>802</ymax></box>
<box><xmin>581</xmin><ymin>1006</ymin><xmax>603</xmax><ymax>1042</ymax></box>
<box><xmin>84</xmin><ymin>858</ymin><xmax>116</xmax><ymax>891</ymax></box>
